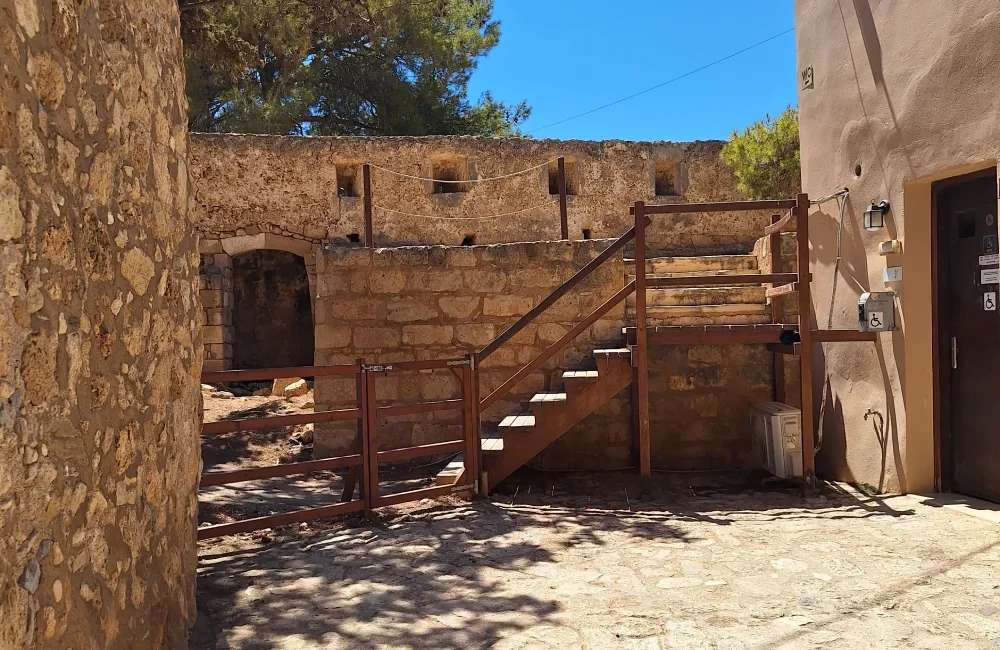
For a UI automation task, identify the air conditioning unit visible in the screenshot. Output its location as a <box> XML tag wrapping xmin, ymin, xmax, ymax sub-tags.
<box><xmin>750</xmin><ymin>402</ymin><xmax>803</xmax><ymax>478</ymax></box>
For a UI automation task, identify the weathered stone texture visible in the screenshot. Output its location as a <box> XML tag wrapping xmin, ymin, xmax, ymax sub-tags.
<box><xmin>0</xmin><ymin>1</ymin><xmax>200</xmax><ymax>648</ymax></box>
<box><xmin>313</xmin><ymin>240</ymin><xmax>628</xmax><ymax>457</ymax></box>
<box><xmin>189</xmin><ymin>134</ymin><xmax>769</xmax><ymax>254</ymax></box>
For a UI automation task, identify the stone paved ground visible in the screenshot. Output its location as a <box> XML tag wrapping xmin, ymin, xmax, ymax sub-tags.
<box><xmin>193</xmin><ymin>472</ymin><xmax>1000</xmax><ymax>649</ymax></box>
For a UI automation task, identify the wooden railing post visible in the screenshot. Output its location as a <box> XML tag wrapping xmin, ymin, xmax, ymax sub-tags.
<box><xmin>769</xmin><ymin>214</ymin><xmax>786</xmax><ymax>404</ymax></box>
<box><xmin>461</xmin><ymin>355</ymin><xmax>480</xmax><ymax>495</ymax></box>
<box><xmin>362</xmin><ymin>367</ymin><xmax>379</xmax><ymax>511</ymax></box>
<box><xmin>794</xmin><ymin>193</ymin><xmax>815</xmax><ymax>492</ymax></box>
<box><xmin>557</xmin><ymin>156</ymin><xmax>569</xmax><ymax>239</ymax></box>
<box><xmin>362</xmin><ymin>163</ymin><xmax>373</xmax><ymax>247</ymax></box>
<box><xmin>633</xmin><ymin>201</ymin><xmax>651</xmax><ymax>478</ymax></box>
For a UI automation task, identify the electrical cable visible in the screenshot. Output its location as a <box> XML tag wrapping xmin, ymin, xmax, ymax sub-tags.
<box><xmin>367</xmin><ymin>158</ymin><xmax>558</xmax><ymax>183</ymax></box>
<box><xmin>372</xmin><ymin>199</ymin><xmax>558</xmax><ymax>220</ymax></box>
<box><xmin>524</xmin><ymin>27</ymin><xmax>795</xmax><ymax>135</ymax></box>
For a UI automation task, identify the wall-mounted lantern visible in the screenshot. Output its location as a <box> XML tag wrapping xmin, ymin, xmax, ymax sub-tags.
<box><xmin>864</xmin><ymin>200</ymin><xmax>890</xmax><ymax>231</ymax></box>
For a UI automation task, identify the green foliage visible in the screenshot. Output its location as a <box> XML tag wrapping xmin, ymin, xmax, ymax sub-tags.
<box><xmin>720</xmin><ymin>107</ymin><xmax>801</xmax><ymax>200</ymax></box>
<box><xmin>180</xmin><ymin>0</ymin><xmax>530</xmax><ymax>136</ymax></box>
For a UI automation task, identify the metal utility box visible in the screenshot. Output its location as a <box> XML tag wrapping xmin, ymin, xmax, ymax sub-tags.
<box><xmin>750</xmin><ymin>402</ymin><xmax>803</xmax><ymax>479</ymax></box>
<box><xmin>858</xmin><ymin>291</ymin><xmax>896</xmax><ymax>332</ymax></box>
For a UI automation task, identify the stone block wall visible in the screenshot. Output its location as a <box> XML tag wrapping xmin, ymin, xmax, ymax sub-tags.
<box><xmin>199</xmin><ymin>253</ymin><xmax>233</xmax><ymax>371</ymax></box>
<box><xmin>0</xmin><ymin>1</ymin><xmax>200</xmax><ymax>648</ymax></box>
<box><xmin>189</xmin><ymin>134</ymin><xmax>770</xmax><ymax>255</ymax></box>
<box><xmin>312</xmin><ymin>240</ymin><xmax>627</xmax><ymax>457</ymax></box>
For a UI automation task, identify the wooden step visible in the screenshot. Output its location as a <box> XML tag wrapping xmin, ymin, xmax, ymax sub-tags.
<box><xmin>626</xmin><ymin>255</ymin><xmax>758</xmax><ymax>275</ymax></box>
<box><xmin>529</xmin><ymin>392</ymin><xmax>567</xmax><ymax>405</ymax></box>
<box><xmin>628</xmin><ymin>286</ymin><xmax>766</xmax><ymax>307</ymax></box>
<box><xmin>592</xmin><ymin>348</ymin><xmax>631</xmax><ymax>358</ymax></box>
<box><xmin>498</xmin><ymin>413</ymin><xmax>535</xmax><ymax>431</ymax></box>
<box><xmin>561</xmin><ymin>370</ymin><xmax>599</xmax><ymax>380</ymax></box>
<box><xmin>434</xmin><ymin>455</ymin><xmax>466</xmax><ymax>485</ymax></box>
<box><xmin>481</xmin><ymin>431</ymin><xmax>505</xmax><ymax>454</ymax></box>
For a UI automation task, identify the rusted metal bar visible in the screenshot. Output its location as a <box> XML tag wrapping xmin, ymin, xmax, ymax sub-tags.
<box><xmin>200</xmin><ymin>454</ymin><xmax>363</xmax><ymax>487</ymax></box>
<box><xmin>762</xmin><ymin>211</ymin><xmax>794</xmax><ymax>236</ymax></box>
<box><xmin>202</xmin><ymin>363</ymin><xmax>359</xmax><ymax>383</ymax></box>
<box><xmin>461</xmin><ymin>356</ymin><xmax>478</xmax><ymax>493</ymax></box>
<box><xmin>633</xmin><ymin>201</ymin><xmax>651</xmax><ymax>478</ymax></box>
<box><xmin>770</xmin><ymin>215</ymin><xmax>786</xmax><ymax>404</ymax></box>
<box><xmin>201</xmin><ymin>408</ymin><xmax>361</xmax><ymax>435</ymax></box>
<box><xmin>363</xmin><ymin>163</ymin><xmax>373</xmax><ymax>247</ymax></box>
<box><xmin>376</xmin><ymin>399</ymin><xmax>463</xmax><ymax>418</ymax></box>
<box><xmin>627</xmin><ymin>323</ymin><xmax>789</xmax><ymax>346</ymax></box>
<box><xmin>765</xmin><ymin>282</ymin><xmax>799</xmax><ymax>298</ymax></box>
<box><xmin>376</xmin><ymin>483</ymin><xmax>472</xmax><ymax>509</ymax></box>
<box><xmin>341</xmin><ymin>359</ymin><xmax>365</xmax><ymax>503</ymax></box>
<box><xmin>558</xmin><ymin>156</ymin><xmax>568</xmax><ymax>239</ymax></box>
<box><xmin>645</xmin><ymin>273</ymin><xmax>799</xmax><ymax>288</ymax></box>
<box><xmin>812</xmin><ymin>329</ymin><xmax>878</xmax><ymax>342</ymax></box>
<box><xmin>363</xmin><ymin>370</ymin><xmax>379</xmax><ymax>512</ymax></box>
<box><xmin>471</xmin><ymin>357</ymin><xmax>484</xmax><ymax>493</ymax></box>
<box><xmin>631</xmin><ymin>199</ymin><xmax>798</xmax><ymax>215</ymax></box>
<box><xmin>368</xmin><ymin>358</ymin><xmax>470</xmax><ymax>373</ymax></box>
<box><xmin>376</xmin><ymin>440</ymin><xmax>465</xmax><ymax>464</ymax></box>
<box><xmin>197</xmin><ymin>500</ymin><xmax>365</xmax><ymax>540</ymax></box>
<box><xmin>481</xmin><ymin>280</ymin><xmax>636</xmax><ymax>411</ymax></box>
<box><xmin>795</xmin><ymin>193</ymin><xmax>816</xmax><ymax>491</ymax></box>
<box><xmin>478</xmin><ymin>226</ymin><xmax>639</xmax><ymax>362</ymax></box>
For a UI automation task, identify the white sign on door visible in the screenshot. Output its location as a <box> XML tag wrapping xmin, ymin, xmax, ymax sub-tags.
<box><xmin>980</xmin><ymin>254</ymin><xmax>999</xmax><ymax>266</ymax></box>
<box><xmin>982</xmin><ymin>268</ymin><xmax>1000</xmax><ymax>285</ymax></box>
<box><xmin>986</xmin><ymin>292</ymin><xmax>997</xmax><ymax>311</ymax></box>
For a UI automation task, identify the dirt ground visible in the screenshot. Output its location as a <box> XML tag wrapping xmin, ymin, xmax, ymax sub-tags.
<box><xmin>192</xmin><ymin>466</ymin><xmax>1000</xmax><ymax>650</ymax></box>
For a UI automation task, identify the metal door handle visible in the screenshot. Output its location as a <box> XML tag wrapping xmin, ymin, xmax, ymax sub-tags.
<box><xmin>951</xmin><ymin>337</ymin><xmax>957</xmax><ymax>369</ymax></box>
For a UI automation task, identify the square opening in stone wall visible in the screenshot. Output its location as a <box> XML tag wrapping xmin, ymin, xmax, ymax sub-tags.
<box><xmin>430</xmin><ymin>155</ymin><xmax>471</xmax><ymax>194</ymax></box>
<box><xmin>655</xmin><ymin>158</ymin><xmax>679</xmax><ymax>196</ymax></box>
<box><xmin>336</xmin><ymin>163</ymin><xmax>361</xmax><ymax>197</ymax></box>
<box><xmin>548</xmin><ymin>159</ymin><xmax>578</xmax><ymax>195</ymax></box>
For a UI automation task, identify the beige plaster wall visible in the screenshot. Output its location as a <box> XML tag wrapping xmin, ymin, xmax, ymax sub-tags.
<box><xmin>189</xmin><ymin>134</ymin><xmax>769</xmax><ymax>254</ymax></box>
<box><xmin>0</xmin><ymin>0</ymin><xmax>201</xmax><ymax>648</ymax></box>
<box><xmin>796</xmin><ymin>0</ymin><xmax>1000</xmax><ymax>493</ymax></box>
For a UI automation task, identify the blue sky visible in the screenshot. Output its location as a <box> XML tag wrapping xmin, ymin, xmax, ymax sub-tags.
<box><xmin>467</xmin><ymin>0</ymin><xmax>796</xmax><ymax>142</ymax></box>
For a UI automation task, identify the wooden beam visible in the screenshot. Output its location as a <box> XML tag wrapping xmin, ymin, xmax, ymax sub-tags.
<box><xmin>631</xmin><ymin>199</ymin><xmax>798</xmax><ymax>215</ymax></box>
<box><xmin>765</xmin><ymin>282</ymin><xmax>799</xmax><ymax>298</ymax></box>
<box><xmin>376</xmin><ymin>440</ymin><xmax>465</xmax><ymax>464</ymax></box>
<box><xmin>201</xmin><ymin>454</ymin><xmax>363</xmax><ymax>487</ymax></box>
<box><xmin>795</xmin><ymin>192</ymin><xmax>816</xmax><ymax>491</ymax></box>
<box><xmin>646</xmin><ymin>273</ymin><xmax>798</xmax><ymax>288</ymax></box>
<box><xmin>812</xmin><ymin>329</ymin><xmax>877</xmax><ymax>342</ymax></box>
<box><xmin>633</xmin><ymin>201</ymin><xmax>651</xmax><ymax>478</ymax></box>
<box><xmin>201</xmin><ymin>408</ymin><xmax>361</xmax><ymax>436</ymax></box>
<box><xmin>202</xmin><ymin>363</ymin><xmax>359</xmax><ymax>383</ymax></box>
<box><xmin>769</xmin><ymin>214</ymin><xmax>786</xmax><ymax>404</ymax></box>
<box><xmin>557</xmin><ymin>156</ymin><xmax>569</xmax><ymax>239</ymax></box>
<box><xmin>375</xmin><ymin>482</ymin><xmax>472</xmax><ymax>509</ymax></box>
<box><xmin>632</xmin><ymin>324</ymin><xmax>789</xmax><ymax>346</ymax></box>
<box><xmin>762</xmin><ymin>210</ymin><xmax>794</xmax><ymax>236</ymax></box>
<box><xmin>376</xmin><ymin>399</ymin><xmax>463</xmax><ymax>418</ymax></box>
<box><xmin>481</xmin><ymin>280</ymin><xmax>636</xmax><ymax>410</ymax></box>
<box><xmin>363</xmin><ymin>163</ymin><xmax>373</xmax><ymax>247</ymax></box>
<box><xmin>197</xmin><ymin>500</ymin><xmax>365</xmax><ymax>540</ymax></box>
<box><xmin>478</xmin><ymin>225</ymin><xmax>639</xmax><ymax>361</ymax></box>
<box><xmin>766</xmin><ymin>343</ymin><xmax>801</xmax><ymax>356</ymax></box>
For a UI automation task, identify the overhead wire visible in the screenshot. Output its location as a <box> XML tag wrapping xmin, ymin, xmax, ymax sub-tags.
<box><xmin>372</xmin><ymin>199</ymin><xmax>559</xmax><ymax>221</ymax></box>
<box><xmin>367</xmin><ymin>158</ymin><xmax>559</xmax><ymax>184</ymax></box>
<box><xmin>524</xmin><ymin>27</ymin><xmax>795</xmax><ymax>135</ymax></box>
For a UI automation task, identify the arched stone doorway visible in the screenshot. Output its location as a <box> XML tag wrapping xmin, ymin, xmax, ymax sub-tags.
<box><xmin>231</xmin><ymin>250</ymin><xmax>315</xmax><ymax>369</ymax></box>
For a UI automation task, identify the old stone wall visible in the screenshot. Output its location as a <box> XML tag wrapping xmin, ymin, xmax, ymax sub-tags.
<box><xmin>0</xmin><ymin>1</ymin><xmax>200</xmax><ymax>648</ymax></box>
<box><xmin>312</xmin><ymin>241</ymin><xmax>627</xmax><ymax>458</ymax></box>
<box><xmin>189</xmin><ymin>134</ymin><xmax>769</xmax><ymax>254</ymax></box>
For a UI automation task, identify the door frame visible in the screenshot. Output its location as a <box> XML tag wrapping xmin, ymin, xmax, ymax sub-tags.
<box><xmin>931</xmin><ymin>167</ymin><xmax>999</xmax><ymax>492</ymax></box>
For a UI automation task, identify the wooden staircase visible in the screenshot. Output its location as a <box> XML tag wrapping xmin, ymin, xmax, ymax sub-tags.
<box><xmin>436</xmin><ymin>347</ymin><xmax>633</xmax><ymax>488</ymax></box>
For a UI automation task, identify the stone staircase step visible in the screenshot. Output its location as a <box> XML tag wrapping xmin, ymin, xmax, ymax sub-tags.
<box><xmin>628</xmin><ymin>286</ymin><xmax>767</xmax><ymax>307</ymax></box>
<box><xmin>562</xmin><ymin>370</ymin><xmax>600</xmax><ymax>381</ymax></box>
<box><xmin>434</xmin><ymin>455</ymin><xmax>466</xmax><ymax>485</ymax></box>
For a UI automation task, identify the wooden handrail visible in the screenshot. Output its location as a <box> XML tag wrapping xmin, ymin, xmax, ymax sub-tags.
<box><xmin>629</xmin><ymin>199</ymin><xmax>798</xmax><ymax>215</ymax></box>
<box><xmin>481</xmin><ymin>280</ymin><xmax>636</xmax><ymax>411</ymax></box>
<box><xmin>478</xmin><ymin>224</ymin><xmax>642</xmax><ymax>361</ymax></box>
<box><xmin>762</xmin><ymin>210</ymin><xmax>794</xmax><ymax>236</ymax></box>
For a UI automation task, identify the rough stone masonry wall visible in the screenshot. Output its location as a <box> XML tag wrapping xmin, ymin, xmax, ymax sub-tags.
<box><xmin>189</xmin><ymin>134</ymin><xmax>771</xmax><ymax>255</ymax></box>
<box><xmin>312</xmin><ymin>241</ymin><xmax>627</xmax><ymax>461</ymax></box>
<box><xmin>0</xmin><ymin>1</ymin><xmax>201</xmax><ymax>649</ymax></box>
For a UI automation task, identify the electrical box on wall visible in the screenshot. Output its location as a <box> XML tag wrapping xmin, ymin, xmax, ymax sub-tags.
<box><xmin>859</xmin><ymin>292</ymin><xmax>897</xmax><ymax>332</ymax></box>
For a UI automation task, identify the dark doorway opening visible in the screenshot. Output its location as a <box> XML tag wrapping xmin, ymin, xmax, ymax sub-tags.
<box><xmin>934</xmin><ymin>168</ymin><xmax>1000</xmax><ymax>502</ymax></box>
<box><xmin>232</xmin><ymin>250</ymin><xmax>314</xmax><ymax>370</ymax></box>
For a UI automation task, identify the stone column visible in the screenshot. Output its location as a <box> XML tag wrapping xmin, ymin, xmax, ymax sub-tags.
<box><xmin>0</xmin><ymin>1</ymin><xmax>201</xmax><ymax>648</ymax></box>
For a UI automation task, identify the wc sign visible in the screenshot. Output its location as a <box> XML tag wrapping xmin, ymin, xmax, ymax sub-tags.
<box><xmin>986</xmin><ymin>292</ymin><xmax>997</xmax><ymax>312</ymax></box>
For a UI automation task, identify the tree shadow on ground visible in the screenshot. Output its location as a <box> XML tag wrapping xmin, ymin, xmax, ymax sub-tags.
<box><xmin>192</xmin><ymin>470</ymin><xmax>919</xmax><ymax>649</ymax></box>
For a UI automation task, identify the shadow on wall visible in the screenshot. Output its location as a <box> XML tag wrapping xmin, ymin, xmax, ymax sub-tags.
<box><xmin>232</xmin><ymin>250</ymin><xmax>315</xmax><ymax>369</ymax></box>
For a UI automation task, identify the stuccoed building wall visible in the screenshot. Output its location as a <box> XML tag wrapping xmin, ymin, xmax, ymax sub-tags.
<box><xmin>0</xmin><ymin>1</ymin><xmax>201</xmax><ymax>648</ymax></box>
<box><xmin>188</xmin><ymin>133</ymin><xmax>768</xmax><ymax>254</ymax></box>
